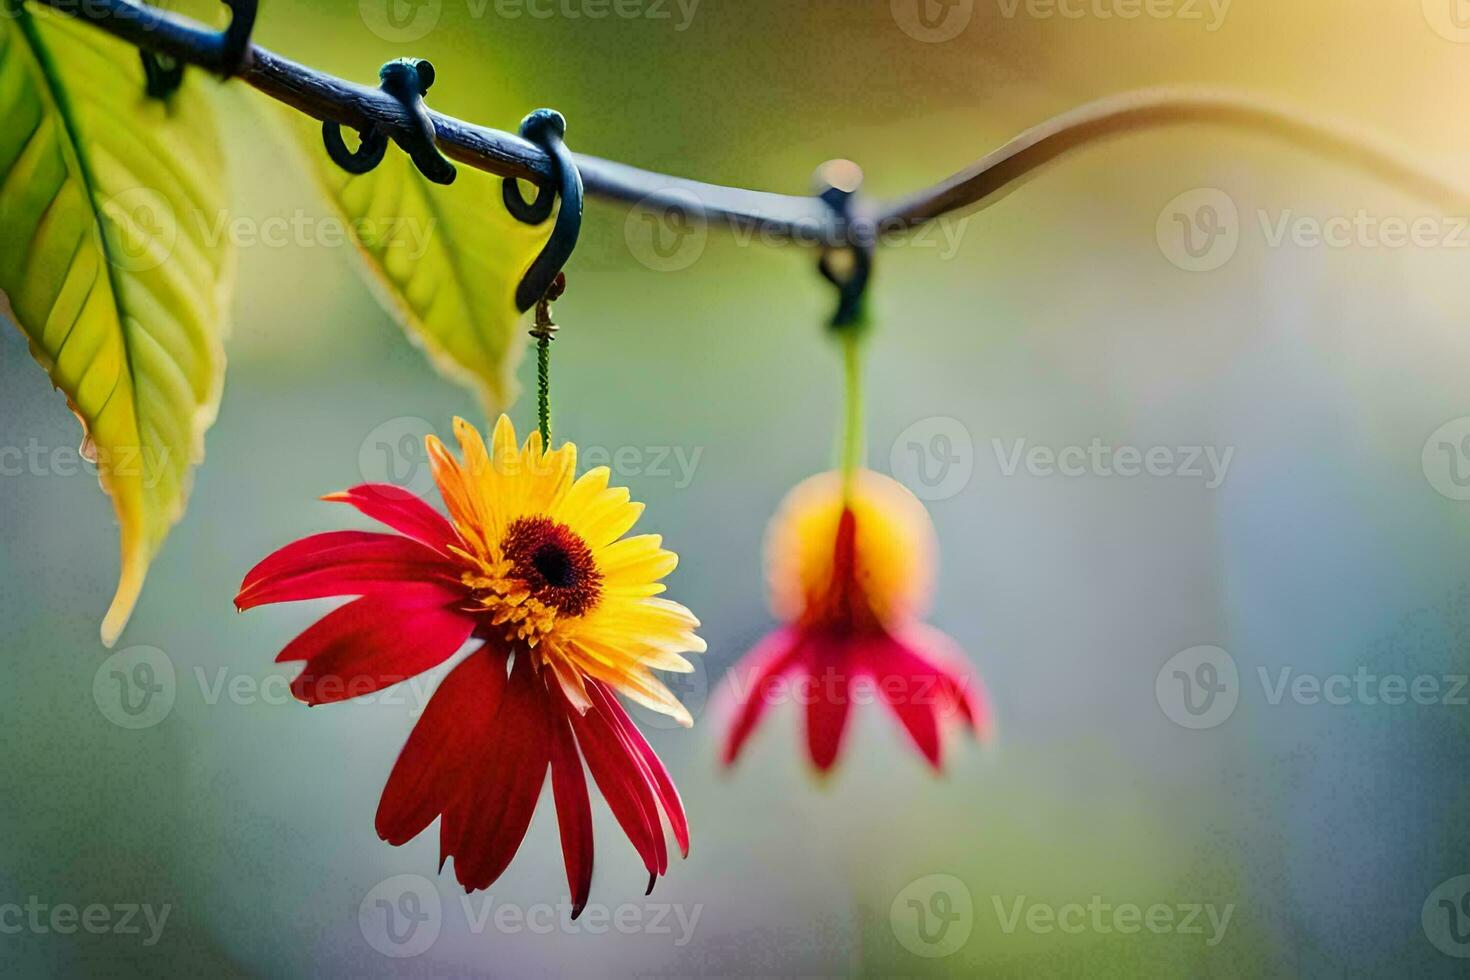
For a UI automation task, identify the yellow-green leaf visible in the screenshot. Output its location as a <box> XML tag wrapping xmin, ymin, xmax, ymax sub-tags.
<box><xmin>0</xmin><ymin>7</ymin><xmax>232</xmax><ymax>645</ymax></box>
<box><xmin>285</xmin><ymin>107</ymin><xmax>548</xmax><ymax>412</ymax></box>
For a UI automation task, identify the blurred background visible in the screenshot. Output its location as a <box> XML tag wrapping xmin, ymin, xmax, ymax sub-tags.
<box><xmin>5</xmin><ymin>0</ymin><xmax>1470</xmax><ymax>975</ymax></box>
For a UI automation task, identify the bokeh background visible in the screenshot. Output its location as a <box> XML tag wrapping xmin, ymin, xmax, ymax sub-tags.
<box><xmin>5</xmin><ymin>0</ymin><xmax>1470</xmax><ymax>975</ymax></box>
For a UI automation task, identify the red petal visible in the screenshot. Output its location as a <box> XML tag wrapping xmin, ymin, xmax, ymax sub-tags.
<box><xmin>568</xmin><ymin>686</ymin><xmax>666</xmax><ymax>879</ymax></box>
<box><xmin>236</xmin><ymin>531</ymin><xmax>457</xmax><ymax>609</ymax></box>
<box><xmin>440</xmin><ymin>651</ymin><xmax>551</xmax><ymax>892</ymax></box>
<box><xmin>376</xmin><ymin>644</ymin><xmax>509</xmax><ymax>847</ymax></box>
<box><xmin>277</xmin><ymin>585</ymin><xmax>475</xmax><ymax>705</ymax></box>
<box><xmin>893</xmin><ymin>624</ymin><xmax>989</xmax><ymax>735</ymax></box>
<box><xmin>545</xmin><ymin>684</ymin><xmax>595</xmax><ymax>919</ymax></box>
<box><xmin>805</xmin><ymin>636</ymin><xmax>854</xmax><ymax>773</ymax></box>
<box><xmin>322</xmin><ymin>485</ymin><xmax>459</xmax><ymax>553</ymax></box>
<box><xmin>862</xmin><ymin>635</ymin><xmax>943</xmax><ymax>769</ymax></box>
<box><xmin>719</xmin><ymin>627</ymin><xmax>802</xmax><ymax>767</ymax></box>
<box><xmin>587</xmin><ymin>680</ymin><xmax>689</xmax><ymax>859</ymax></box>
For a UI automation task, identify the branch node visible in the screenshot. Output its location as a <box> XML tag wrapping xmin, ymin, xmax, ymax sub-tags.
<box><xmin>504</xmin><ymin>112</ymin><xmax>584</xmax><ymax>313</ymax></box>
<box><xmin>320</xmin><ymin>58</ymin><xmax>456</xmax><ymax>185</ymax></box>
<box><xmin>138</xmin><ymin>0</ymin><xmax>254</xmax><ymax>99</ymax></box>
<box><xmin>814</xmin><ymin>160</ymin><xmax>873</xmax><ymax>331</ymax></box>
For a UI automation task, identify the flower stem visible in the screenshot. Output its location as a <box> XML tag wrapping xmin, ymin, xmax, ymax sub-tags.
<box><xmin>839</xmin><ymin>327</ymin><xmax>864</xmax><ymax>500</ymax></box>
<box><xmin>532</xmin><ymin>291</ymin><xmax>560</xmax><ymax>446</ymax></box>
<box><xmin>536</xmin><ymin>333</ymin><xmax>551</xmax><ymax>445</ymax></box>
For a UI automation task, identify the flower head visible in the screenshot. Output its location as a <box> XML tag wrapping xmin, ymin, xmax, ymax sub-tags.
<box><xmin>422</xmin><ymin>416</ymin><xmax>704</xmax><ymax>725</ymax></box>
<box><xmin>721</xmin><ymin>470</ymin><xmax>988</xmax><ymax>773</ymax></box>
<box><xmin>236</xmin><ymin>416</ymin><xmax>702</xmax><ymax>913</ymax></box>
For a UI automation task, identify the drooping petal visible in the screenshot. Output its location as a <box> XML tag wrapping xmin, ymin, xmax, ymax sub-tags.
<box><xmin>720</xmin><ymin>627</ymin><xmax>803</xmax><ymax>767</ymax></box>
<box><xmin>440</xmin><ymin>650</ymin><xmax>551</xmax><ymax>892</ymax></box>
<box><xmin>893</xmin><ymin>623</ymin><xmax>990</xmax><ymax>735</ymax></box>
<box><xmin>235</xmin><ymin>531</ymin><xmax>458</xmax><ymax>609</ymax></box>
<box><xmin>862</xmin><ymin>635</ymin><xmax>944</xmax><ymax>769</ymax></box>
<box><xmin>587</xmin><ymin>680</ymin><xmax>689</xmax><ymax>859</ymax></box>
<box><xmin>570</xmin><ymin>643</ymin><xmax>694</xmax><ymax>729</ymax></box>
<box><xmin>805</xmin><ymin>636</ymin><xmax>854</xmax><ymax>773</ymax></box>
<box><xmin>567</xmin><ymin>686</ymin><xmax>667</xmax><ymax>881</ymax></box>
<box><xmin>545</xmin><ymin>653</ymin><xmax>595</xmax><ymax>715</ymax></box>
<box><xmin>275</xmin><ymin>584</ymin><xmax>475</xmax><ymax>705</ymax></box>
<box><xmin>545</xmin><ymin>683</ymin><xmax>595</xmax><ymax>918</ymax></box>
<box><xmin>376</xmin><ymin>644</ymin><xmax>509</xmax><ymax>847</ymax></box>
<box><xmin>320</xmin><ymin>485</ymin><xmax>458</xmax><ymax>553</ymax></box>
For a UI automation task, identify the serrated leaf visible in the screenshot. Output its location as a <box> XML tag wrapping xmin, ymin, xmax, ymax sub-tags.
<box><xmin>284</xmin><ymin>107</ymin><xmax>548</xmax><ymax>411</ymax></box>
<box><xmin>0</xmin><ymin>6</ymin><xmax>232</xmax><ymax>645</ymax></box>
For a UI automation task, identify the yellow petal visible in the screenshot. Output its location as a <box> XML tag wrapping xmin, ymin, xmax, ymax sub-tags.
<box><xmin>574</xmin><ymin>654</ymin><xmax>693</xmax><ymax>728</ymax></box>
<box><xmin>554</xmin><ymin>465</ymin><xmax>612</xmax><ymax>524</ymax></box>
<box><xmin>766</xmin><ymin>469</ymin><xmax>936</xmax><ymax>625</ymax></box>
<box><xmin>598</xmin><ymin>534</ymin><xmax>678</xmax><ymax>586</ymax></box>
<box><xmin>581</xmin><ymin>495</ymin><xmax>643</xmax><ymax>549</ymax></box>
<box><xmin>526</xmin><ymin>442</ymin><xmax>576</xmax><ymax>514</ymax></box>
<box><xmin>546</xmin><ymin>654</ymin><xmax>594</xmax><ymax>714</ymax></box>
<box><xmin>426</xmin><ymin>434</ymin><xmax>479</xmax><ymax>543</ymax></box>
<box><xmin>491</xmin><ymin>414</ymin><xmax>519</xmax><ymax>468</ymax></box>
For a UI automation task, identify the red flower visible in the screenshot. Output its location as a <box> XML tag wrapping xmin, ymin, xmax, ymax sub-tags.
<box><xmin>720</xmin><ymin>471</ymin><xmax>990</xmax><ymax>773</ymax></box>
<box><xmin>236</xmin><ymin>417</ymin><xmax>703</xmax><ymax>915</ymax></box>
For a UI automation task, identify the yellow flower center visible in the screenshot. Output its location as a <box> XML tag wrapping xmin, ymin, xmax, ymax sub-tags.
<box><xmin>460</xmin><ymin>516</ymin><xmax>603</xmax><ymax>647</ymax></box>
<box><xmin>766</xmin><ymin>470</ymin><xmax>935</xmax><ymax>628</ymax></box>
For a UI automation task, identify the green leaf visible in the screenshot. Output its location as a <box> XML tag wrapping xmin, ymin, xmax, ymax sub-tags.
<box><xmin>0</xmin><ymin>6</ymin><xmax>232</xmax><ymax>645</ymax></box>
<box><xmin>285</xmin><ymin>107</ymin><xmax>548</xmax><ymax>412</ymax></box>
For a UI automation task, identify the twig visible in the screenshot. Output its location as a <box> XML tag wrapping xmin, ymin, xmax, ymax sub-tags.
<box><xmin>27</xmin><ymin>0</ymin><xmax>1470</xmax><ymax>246</ymax></box>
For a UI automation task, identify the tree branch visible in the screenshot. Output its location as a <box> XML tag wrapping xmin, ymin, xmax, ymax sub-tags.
<box><xmin>27</xmin><ymin>0</ymin><xmax>1470</xmax><ymax>246</ymax></box>
<box><xmin>877</xmin><ymin>88</ymin><xmax>1470</xmax><ymax>228</ymax></box>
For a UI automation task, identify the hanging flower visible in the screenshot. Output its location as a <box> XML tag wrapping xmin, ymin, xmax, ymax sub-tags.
<box><xmin>236</xmin><ymin>416</ymin><xmax>703</xmax><ymax>915</ymax></box>
<box><xmin>720</xmin><ymin>469</ymin><xmax>989</xmax><ymax>773</ymax></box>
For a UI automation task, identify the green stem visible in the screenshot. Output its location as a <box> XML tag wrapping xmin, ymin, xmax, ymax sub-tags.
<box><xmin>839</xmin><ymin>328</ymin><xmax>864</xmax><ymax>499</ymax></box>
<box><xmin>536</xmin><ymin>334</ymin><xmax>551</xmax><ymax>446</ymax></box>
